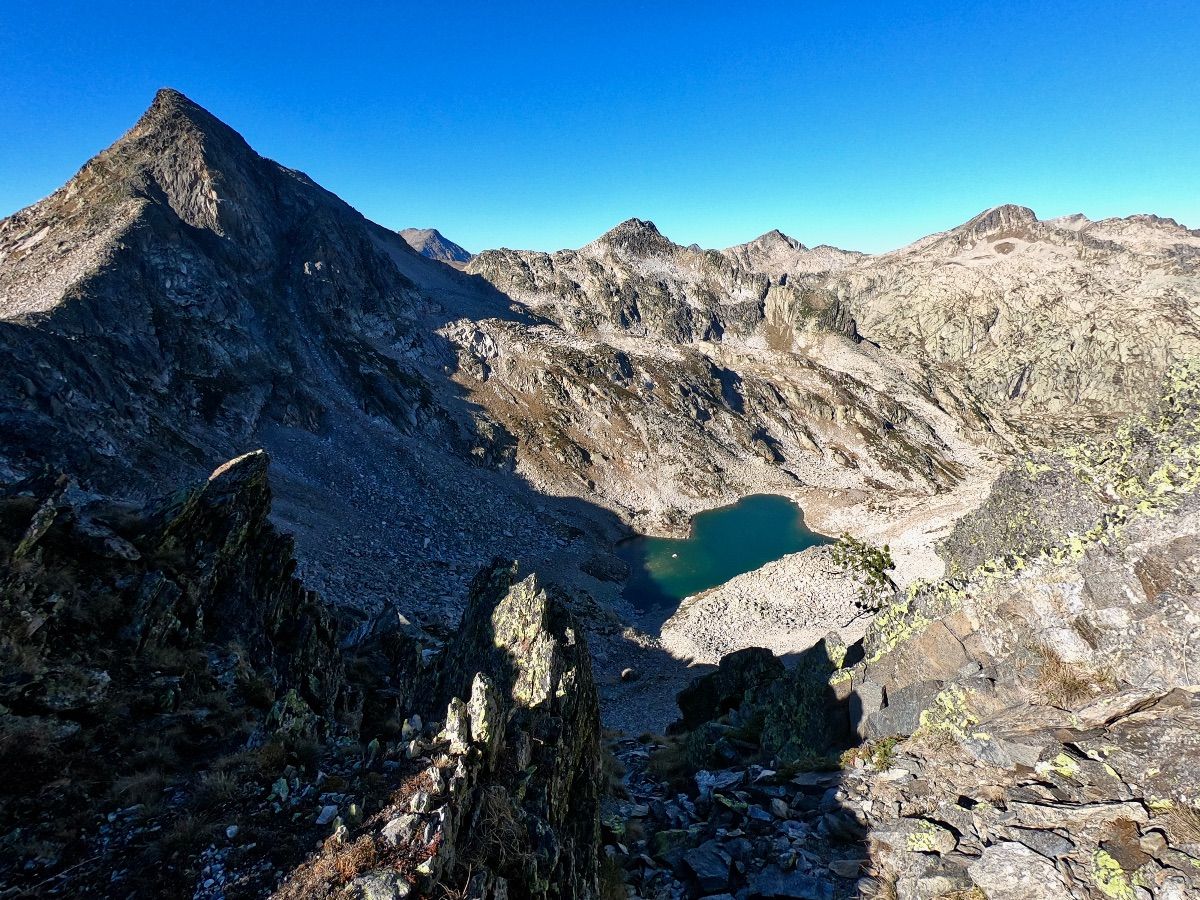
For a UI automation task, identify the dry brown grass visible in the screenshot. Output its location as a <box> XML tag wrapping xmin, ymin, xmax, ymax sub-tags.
<box><xmin>110</xmin><ymin>769</ymin><xmax>167</xmax><ymax>807</ymax></box>
<box><xmin>858</xmin><ymin>865</ymin><xmax>899</xmax><ymax>900</ymax></box>
<box><xmin>907</xmin><ymin>725</ymin><xmax>961</xmax><ymax>755</ymax></box>
<box><xmin>273</xmin><ymin>835</ymin><xmax>382</xmax><ymax>900</ymax></box>
<box><xmin>1160</xmin><ymin>803</ymin><xmax>1200</xmax><ymax>844</ymax></box>
<box><xmin>463</xmin><ymin>785</ymin><xmax>534</xmax><ymax>871</ymax></box>
<box><xmin>1034</xmin><ymin>645</ymin><xmax>1114</xmax><ymax>707</ymax></box>
<box><xmin>194</xmin><ymin>771</ymin><xmax>240</xmax><ymax>809</ymax></box>
<box><xmin>161</xmin><ymin>813</ymin><xmax>215</xmax><ymax>858</ymax></box>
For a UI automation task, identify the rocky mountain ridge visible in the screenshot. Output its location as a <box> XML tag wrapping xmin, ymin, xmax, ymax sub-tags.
<box><xmin>398</xmin><ymin>227</ymin><xmax>473</xmax><ymax>266</ymax></box>
<box><xmin>2</xmin><ymin>88</ymin><xmax>1199</xmax><ymax>900</ymax></box>
<box><xmin>0</xmin><ymin>88</ymin><xmax>623</xmax><ymax>636</ymax></box>
<box><xmin>828</xmin><ymin>204</ymin><xmax>1200</xmax><ymax>435</ymax></box>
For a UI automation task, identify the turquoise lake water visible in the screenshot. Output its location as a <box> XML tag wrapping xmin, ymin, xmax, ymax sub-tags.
<box><xmin>617</xmin><ymin>494</ymin><xmax>830</xmax><ymax>616</ymax></box>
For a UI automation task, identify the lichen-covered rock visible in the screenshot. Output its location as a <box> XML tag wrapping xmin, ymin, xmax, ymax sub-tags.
<box><xmin>276</xmin><ymin>560</ymin><xmax>602</xmax><ymax>900</ymax></box>
<box><xmin>816</xmin><ymin>370</ymin><xmax>1200</xmax><ymax>899</ymax></box>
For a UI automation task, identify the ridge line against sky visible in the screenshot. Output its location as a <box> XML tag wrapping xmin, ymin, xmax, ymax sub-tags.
<box><xmin>2</xmin><ymin>0</ymin><xmax>1198</xmax><ymax>255</ymax></box>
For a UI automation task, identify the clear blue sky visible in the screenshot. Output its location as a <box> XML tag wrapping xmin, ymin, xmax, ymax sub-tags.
<box><xmin>2</xmin><ymin>1</ymin><xmax>1198</xmax><ymax>253</ymax></box>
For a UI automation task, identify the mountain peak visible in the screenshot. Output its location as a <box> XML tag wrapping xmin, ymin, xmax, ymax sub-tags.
<box><xmin>592</xmin><ymin>218</ymin><xmax>677</xmax><ymax>254</ymax></box>
<box><xmin>750</xmin><ymin>229</ymin><xmax>806</xmax><ymax>251</ymax></box>
<box><xmin>959</xmin><ymin>204</ymin><xmax>1039</xmax><ymax>234</ymax></box>
<box><xmin>102</xmin><ymin>89</ymin><xmax>281</xmax><ymax>245</ymax></box>
<box><xmin>131</xmin><ymin>88</ymin><xmax>243</xmax><ymax>147</ymax></box>
<box><xmin>149</xmin><ymin>86</ymin><xmax>193</xmax><ymax>113</ymax></box>
<box><xmin>607</xmin><ymin>217</ymin><xmax>663</xmax><ymax>238</ymax></box>
<box><xmin>400</xmin><ymin>227</ymin><xmax>473</xmax><ymax>264</ymax></box>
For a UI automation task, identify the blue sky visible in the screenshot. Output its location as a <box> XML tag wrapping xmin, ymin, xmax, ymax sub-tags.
<box><xmin>2</xmin><ymin>1</ymin><xmax>1197</xmax><ymax>253</ymax></box>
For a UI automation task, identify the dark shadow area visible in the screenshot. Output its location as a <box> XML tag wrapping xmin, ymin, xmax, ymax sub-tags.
<box><xmin>602</xmin><ymin>636</ymin><xmax>873</xmax><ymax>898</ymax></box>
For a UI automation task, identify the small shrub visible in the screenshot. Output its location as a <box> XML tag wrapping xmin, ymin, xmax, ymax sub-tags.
<box><xmin>645</xmin><ymin>735</ymin><xmax>695</xmax><ymax>793</ymax></box>
<box><xmin>831</xmin><ymin>533</ymin><xmax>896</xmax><ymax>598</ymax></box>
<box><xmin>110</xmin><ymin>769</ymin><xmax>167</xmax><ymax>807</ymax></box>
<box><xmin>195</xmin><ymin>771</ymin><xmax>240</xmax><ymax>810</ymax></box>
<box><xmin>161</xmin><ymin>813</ymin><xmax>215</xmax><ymax>859</ymax></box>
<box><xmin>841</xmin><ymin>736</ymin><xmax>899</xmax><ymax>771</ymax></box>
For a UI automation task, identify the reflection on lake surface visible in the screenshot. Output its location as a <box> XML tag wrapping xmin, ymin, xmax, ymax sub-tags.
<box><xmin>617</xmin><ymin>494</ymin><xmax>830</xmax><ymax>617</ymax></box>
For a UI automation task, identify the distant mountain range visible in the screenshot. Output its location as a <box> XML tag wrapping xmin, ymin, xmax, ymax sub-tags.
<box><xmin>4</xmin><ymin>88</ymin><xmax>1200</xmax><ymax>899</ymax></box>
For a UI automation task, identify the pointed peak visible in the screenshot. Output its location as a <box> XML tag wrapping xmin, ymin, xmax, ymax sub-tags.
<box><xmin>132</xmin><ymin>87</ymin><xmax>240</xmax><ymax>145</ymax></box>
<box><xmin>605</xmin><ymin>217</ymin><xmax>663</xmax><ymax>238</ymax></box>
<box><xmin>752</xmin><ymin>229</ymin><xmax>805</xmax><ymax>250</ymax></box>
<box><xmin>149</xmin><ymin>87</ymin><xmax>193</xmax><ymax>112</ymax></box>
<box><xmin>399</xmin><ymin>227</ymin><xmax>472</xmax><ymax>263</ymax></box>
<box><xmin>591</xmin><ymin>218</ymin><xmax>677</xmax><ymax>254</ymax></box>
<box><xmin>95</xmin><ymin>88</ymin><xmax>272</xmax><ymax>241</ymax></box>
<box><xmin>957</xmin><ymin>204</ymin><xmax>1039</xmax><ymax>235</ymax></box>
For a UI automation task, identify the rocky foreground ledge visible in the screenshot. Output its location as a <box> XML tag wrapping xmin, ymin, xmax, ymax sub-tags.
<box><xmin>0</xmin><ymin>451</ymin><xmax>601</xmax><ymax>898</ymax></box>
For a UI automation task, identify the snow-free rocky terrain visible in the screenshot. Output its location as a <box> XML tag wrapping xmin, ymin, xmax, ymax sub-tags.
<box><xmin>399</xmin><ymin>227</ymin><xmax>473</xmax><ymax>266</ymax></box>
<box><xmin>1</xmin><ymin>89</ymin><xmax>1199</xmax><ymax>899</ymax></box>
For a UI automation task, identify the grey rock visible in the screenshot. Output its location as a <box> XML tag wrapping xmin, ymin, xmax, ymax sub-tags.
<box><xmin>349</xmin><ymin>871</ymin><xmax>413</xmax><ymax>900</ymax></box>
<box><xmin>865</xmin><ymin>679</ymin><xmax>944</xmax><ymax>739</ymax></box>
<box><xmin>967</xmin><ymin>842</ymin><xmax>1072</xmax><ymax>900</ymax></box>
<box><xmin>315</xmin><ymin>804</ymin><xmax>338</xmax><ymax>826</ymax></box>
<box><xmin>381</xmin><ymin>814</ymin><xmax>419</xmax><ymax>846</ymax></box>
<box><xmin>848</xmin><ymin>680</ymin><xmax>884</xmax><ymax>739</ymax></box>
<box><xmin>749</xmin><ymin>866</ymin><xmax>835</xmax><ymax>899</ymax></box>
<box><xmin>683</xmin><ymin>841</ymin><xmax>733</xmax><ymax>893</ymax></box>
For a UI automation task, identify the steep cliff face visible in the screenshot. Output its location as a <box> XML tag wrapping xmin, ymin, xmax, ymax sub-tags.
<box><xmin>462</xmin><ymin>219</ymin><xmax>1007</xmax><ymax>540</ymax></box>
<box><xmin>469</xmin><ymin>218</ymin><xmax>855</xmax><ymax>344</ymax></box>
<box><xmin>0</xmin><ymin>88</ymin><xmax>469</xmax><ymax>485</ymax></box>
<box><xmin>275</xmin><ymin>562</ymin><xmax>601</xmax><ymax>900</ymax></box>
<box><xmin>0</xmin><ymin>451</ymin><xmax>349</xmax><ymax>894</ymax></box>
<box><xmin>828</xmin><ymin>205</ymin><xmax>1200</xmax><ymax>436</ymax></box>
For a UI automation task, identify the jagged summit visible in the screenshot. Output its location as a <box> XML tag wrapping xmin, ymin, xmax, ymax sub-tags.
<box><xmin>400</xmin><ymin>227</ymin><xmax>472</xmax><ymax>264</ymax></box>
<box><xmin>952</xmin><ymin>204</ymin><xmax>1040</xmax><ymax>242</ymax></box>
<box><xmin>589</xmin><ymin>217</ymin><xmax>678</xmax><ymax>255</ymax></box>
<box><xmin>720</xmin><ymin>229</ymin><xmax>861</xmax><ymax>278</ymax></box>
<box><xmin>137</xmin><ymin>87</ymin><xmax>234</xmax><ymax>136</ymax></box>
